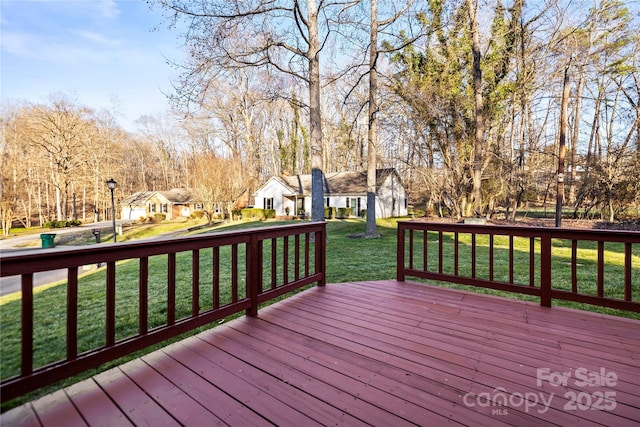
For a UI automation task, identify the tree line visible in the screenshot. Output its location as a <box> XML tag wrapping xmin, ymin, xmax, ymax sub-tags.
<box><xmin>1</xmin><ymin>0</ymin><xmax>638</xmax><ymax>235</ymax></box>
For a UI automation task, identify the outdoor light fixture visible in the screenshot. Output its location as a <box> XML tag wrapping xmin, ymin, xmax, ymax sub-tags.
<box><xmin>106</xmin><ymin>178</ymin><xmax>117</xmax><ymax>243</ymax></box>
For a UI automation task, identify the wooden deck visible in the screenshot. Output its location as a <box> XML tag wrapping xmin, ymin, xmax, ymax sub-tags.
<box><xmin>3</xmin><ymin>280</ymin><xmax>640</xmax><ymax>426</ymax></box>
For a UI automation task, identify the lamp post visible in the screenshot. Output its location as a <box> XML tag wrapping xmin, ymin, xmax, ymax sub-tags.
<box><xmin>106</xmin><ymin>178</ymin><xmax>117</xmax><ymax>243</ymax></box>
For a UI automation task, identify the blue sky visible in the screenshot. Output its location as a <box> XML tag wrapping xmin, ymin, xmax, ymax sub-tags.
<box><xmin>1</xmin><ymin>0</ymin><xmax>185</xmax><ymax>130</ymax></box>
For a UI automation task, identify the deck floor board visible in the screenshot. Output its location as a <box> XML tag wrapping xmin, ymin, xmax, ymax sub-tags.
<box><xmin>4</xmin><ymin>280</ymin><xmax>639</xmax><ymax>426</ymax></box>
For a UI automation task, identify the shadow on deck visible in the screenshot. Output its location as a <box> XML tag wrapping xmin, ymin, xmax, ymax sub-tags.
<box><xmin>4</xmin><ymin>280</ymin><xmax>639</xmax><ymax>426</ymax></box>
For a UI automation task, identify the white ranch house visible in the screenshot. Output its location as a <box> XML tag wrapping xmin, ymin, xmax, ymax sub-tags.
<box><xmin>253</xmin><ymin>168</ymin><xmax>408</xmax><ymax>219</ymax></box>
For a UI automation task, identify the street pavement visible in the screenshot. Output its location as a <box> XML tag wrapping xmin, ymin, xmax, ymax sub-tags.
<box><xmin>0</xmin><ymin>221</ymin><xmax>120</xmax><ymax>297</ymax></box>
<box><xmin>0</xmin><ymin>221</ymin><xmax>198</xmax><ymax>297</ymax></box>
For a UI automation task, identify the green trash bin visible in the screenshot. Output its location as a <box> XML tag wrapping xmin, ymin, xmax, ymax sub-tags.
<box><xmin>40</xmin><ymin>233</ymin><xmax>56</xmax><ymax>248</ymax></box>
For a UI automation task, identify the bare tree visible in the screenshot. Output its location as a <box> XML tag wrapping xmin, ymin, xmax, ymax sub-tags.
<box><xmin>23</xmin><ymin>95</ymin><xmax>94</xmax><ymax>221</ymax></box>
<box><xmin>467</xmin><ymin>0</ymin><xmax>485</xmax><ymax>216</ymax></box>
<box><xmin>154</xmin><ymin>0</ymin><xmax>357</xmax><ymax>221</ymax></box>
<box><xmin>365</xmin><ymin>0</ymin><xmax>415</xmax><ymax>236</ymax></box>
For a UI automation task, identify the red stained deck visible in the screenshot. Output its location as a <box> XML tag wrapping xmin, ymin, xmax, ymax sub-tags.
<box><xmin>3</xmin><ymin>280</ymin><xmax>640</xmax><ymax>426</ymax></box>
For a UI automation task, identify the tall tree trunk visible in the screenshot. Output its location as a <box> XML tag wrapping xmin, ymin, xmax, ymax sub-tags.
<box><xmin>308</xmin><ymin>0</ymin><xmax>324</xmax><ymax>222</ymax></box>
<box><xmin>365</xmin><ymin>0</ymin><xmax>379</xmax><ymax>237</ymax></box>
<box><xmin>556</xmin><ymin>63</ymin><xmax>570</xmax><ymax>228</ymax></box>
<box><xmin>636</xmin><ymin>84</ymin><xmax>640</xmax><ymax>157</ymax></box>
<box><xmin>468</xmin><ymin>0</ymin><xmax>484</xmax><ymax>216</ymax></box>
<box><xmin>568</xmin><ymin>69</ymin><xmax>584</xmax><ymax>206</ymax></box>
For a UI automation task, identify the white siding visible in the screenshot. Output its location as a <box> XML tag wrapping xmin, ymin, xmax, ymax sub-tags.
<box><xmin>122</xmin><ymin>207</ymin><xmax>147</xmax><ymax>221</ymax></box>
<box><xmin>254</xmin><ymin>179</ymin><xmax>293</xmax><ymax>216</ymax></box>
<box><xmin>376</xmin><ymin>173</ymin><xmax>408</xmax><ymax>218</ymax></box>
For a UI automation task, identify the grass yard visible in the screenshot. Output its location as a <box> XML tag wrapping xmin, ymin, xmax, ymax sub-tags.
<box><xmin>1</xmin><ymin>218</ymin><xmax>638</xmax><ymax>411</ymax></box>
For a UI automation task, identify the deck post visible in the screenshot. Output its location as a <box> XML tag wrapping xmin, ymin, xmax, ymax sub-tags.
<box><xmin>540</xmin><ymin>232</ymin><xmax>552</xmax><ymax>307</ymax></box>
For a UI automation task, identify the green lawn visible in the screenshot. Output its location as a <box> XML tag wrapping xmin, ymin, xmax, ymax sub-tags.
<box><xmin>1</xmin><ymin>218</ymin><xmax>638</xmax><ymax>411</ymax></box>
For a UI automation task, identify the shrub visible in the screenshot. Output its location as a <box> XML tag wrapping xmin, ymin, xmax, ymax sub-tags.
<box><xmin>241</xmin><ymin>208</ymin><xmax>266</xmax><ymax>220</ymax></box>
<box><xmin>190</xmin><ymin>210</ymin><xmax>205</xmax><ymax>219</ymax></box>
<box><xmin>360</xmin><ymin>209</ymin><xmax>366</xmax><ymax>219</ymax></box>
<box><xmin>336</xmin><ymin>208</ymin><xmax>350</xmax><ymax>219</ymax></box>
<box><xmin>153</xmin><ymin>213</ymin><xmax>166</xmax><ymax>223</ymax></box>
<box><xmin>324</xmin><ymin>207</ymin><xmax>336</xmax><ymax>219</ymax></box>
<box><xmin>43</xmin><ymin>220</ymin><xmax>80</xmax><ymax>228</ymax></box>
<box><xmin>264</xmin><ymin>209</ymin><xmax>276</xmax><ymax>219</ymax></box>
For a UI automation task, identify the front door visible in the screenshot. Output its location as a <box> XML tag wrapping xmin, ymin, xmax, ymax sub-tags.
<box><xmin>350</xmin><ymin>198</ymin><xmax>357</xmax><ymax>216</ymax></box>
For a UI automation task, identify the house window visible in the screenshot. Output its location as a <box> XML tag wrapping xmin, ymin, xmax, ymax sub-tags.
<box><xmin>149</xmin><ymin>203</ymin><xmax>156</xmax><ymax>213</ymax></box>
<box><xmin>161</xmin><ymin>203</ymin><xmax>168</xmax><ymax>213</ymax></box>
<box><xmin>195</xmin><ymin>203</ymin><xmax>203</xmax><ymax>210</ymax></box>
<box><xmin>264</xmin><ymin>197</ymin><xmax>274</xmax><ymax>210</ymax></box>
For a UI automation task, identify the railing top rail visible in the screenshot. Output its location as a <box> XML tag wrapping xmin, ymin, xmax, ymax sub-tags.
<box><xmin>397</xmin><ymin>220</ymin><xmax>640</xmax><ymax>242</ymax></box>
<box><xmin>0</xmin><ymin>222</ymin><xmax>326</xmax><ymax>277</ymax></box>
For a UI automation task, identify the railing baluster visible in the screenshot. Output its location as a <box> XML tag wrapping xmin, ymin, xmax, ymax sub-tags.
<box><xmin>213</xmin><ymin>247</ymin><xmax>220</xmax><ymax>309</ymax></box>
<box><xmin>192</xmin><ymin>249</ymin><xmax>200</xmax><ymax>316</ymax></box>
<box><xmin>283</xmin><ymin>236</ymin><xmax>289</xmax><ymax>285</ymax></box>
<box><xmin>271</xmin><ymin>238</ymin><xmax>277</xmax><ymax>290</ymax></box>
<box><xmin>409</xmin><ymin>229</ymin><xmax>414</xmax><ymax>270</ymax></box>
<box><xmin>246</xmin><ymin>234</ymin><xmax>259</xmax><ymax>317</ymax></box>
<box><xmin>67</xmin><ymin>267</ymin><xmax>78</xmax><ymax>361</ymax></box>
<box><xmin>106</xmin><ymin>261</ymin><xmax>116</xmax><ymax>347</ymax></box>
<box><xmin>317</xmin><ymin>227</ymin><xmax>326</xmax><ymax>286</ymax></box>
<box><xmin>438</xmin><ymin>231</ymin><xmax>443</xmax><ymax>274</ymax></box>
<box><xmin>489</xmin><ymin>234</ymin><xmax>494</xmax><ymax>282</ymax></box>
<box><xmin>167</xmin><ymin>253</ymin><xmax>176</xmax><ymax>325</ymax></box>
<box><xmin>140</xmin><ymin>257</ymin><xmax>148</xmax><ymax>334</ymax></box>
<box><xmin>597</xmin><ymin>241</ymin><xmax>604</xmax><ymax>298</ymax></box>
<box><xmin>624</xmin><ymin>242</ymin><xmax>632</xmax><ymax>302</ymax></box>
<box><xmin>231</xmin><ymin>244</ymin><xmax>238</xmax><ymax>303</ymax></box>
<box><xmin>509</xmin><ymin>235</ymin><xmax>514</xmax><ymax>284</ymax></box>
<box><xmin>21</xmin><ymin>273</ymin><xmax>33</xmax><ymax>377</ymax></box>
<box><xmin>257</xmin><ymin>240</ymin><xmax>264</xmax><ymax>293</ymax></box>
<box><xmin>423</xmin><ymin>230</ymin><xmax>428</xmax><ymax>271</ymax></box>
<box><xmin>304</xmin><ymin>232</ymin><xmax>310</xmax><ymax>277</ymax></box>
<box><xmin>295</xmin><ymin>234</ymin><xmax>301</xmax><ymax>281</ymax></box>
<box><xmin>571</xmin><ymin>240</ymin><xmax>578</xmax><ymax>294</ymax></box>
<box><xmin>471</xmin><ymin>234</ymin><xmax>476</xmax><ymax>279</ymax></box>
<box><xmin>529</xmin><ymin>237</ymin><xmax>535</xmax><ymax>287</ymax></box>
<box><xmin>540</xmin><ymin>233</ymin><xmax>552</xmax><ymax>307</ymax></box>
<box><xmin>454</xmin><ymin>232</ymin><xmax>459</xmax><ymax>276</ymax></box>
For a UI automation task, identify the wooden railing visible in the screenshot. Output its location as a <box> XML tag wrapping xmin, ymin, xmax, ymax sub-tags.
<box><xmin>397</xmin><ymin>221</ymin><xmax>639</xmax><ymax>312</ymax></box>
<box><xmin>0</xmin><ymin>222</ymin><xmax>326</xmax><ymax>403</ymax></box>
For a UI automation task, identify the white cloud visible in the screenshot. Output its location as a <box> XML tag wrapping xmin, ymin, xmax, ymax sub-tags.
<box><xmin>95</xmin><ymin>0</ymin><xmax>121</xmax><ymax>19</ymax></box>
<box><xmin>76</xmin><ymin>30</ymin><xmax>122</xmax><ymax>46</ymax></box>
<box><xmin>0</xmin><ymin>31</ymin><xmax>36</xmax><ymax>57</ymax></box>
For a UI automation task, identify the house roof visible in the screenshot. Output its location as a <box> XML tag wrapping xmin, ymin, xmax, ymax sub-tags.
<box><xmin>120</xmin><ymin>191</ymin><xmax>155</xmax><ymax>205</ymax></box>
<box><xmin>120</xmin><ymin>189</ymin><xmax>195</xmax><ymax>205</ymax></box>
<box><xmin>276</xmin><ymin>168</ymin><xmax>399</xmax><ymax>196</ymax></box>
<box><xmin>159</xmin><ymin>188</ymin><xmax>195</xmax><ymax>204</ymax></box>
